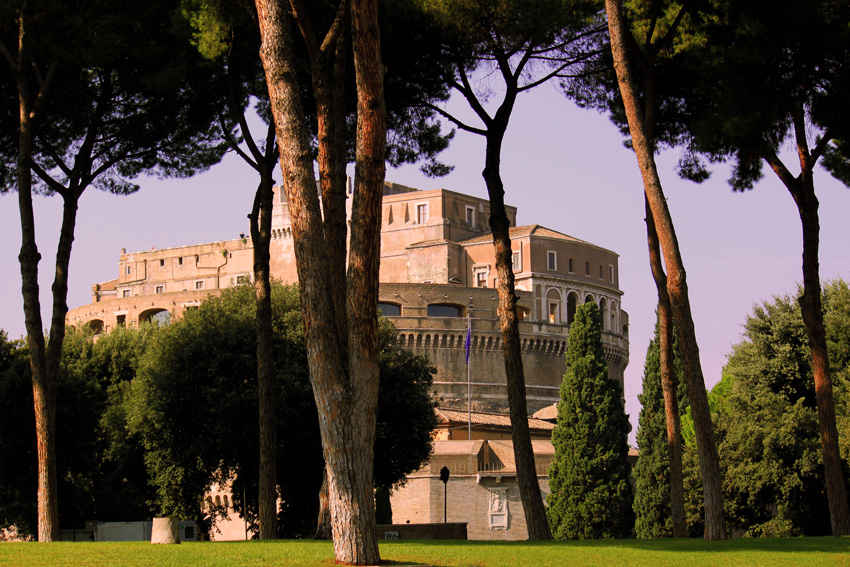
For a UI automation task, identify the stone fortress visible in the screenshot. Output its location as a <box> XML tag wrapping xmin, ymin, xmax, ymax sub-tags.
<box><xmin>68</xmin><ymin>181</ymin><xmax>629</xmax><ymax>414</ymax></box>
<box><xmin>68</xmin><ymin>181</ymin><xmax>631</xmax><ymax>540</ymax></box>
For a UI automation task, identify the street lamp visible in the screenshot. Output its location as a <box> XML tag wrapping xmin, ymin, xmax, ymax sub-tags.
<box><xmin>439</xmin><ymin>466</ymin><xmax>450</xmax><ymax>523</ymax></box>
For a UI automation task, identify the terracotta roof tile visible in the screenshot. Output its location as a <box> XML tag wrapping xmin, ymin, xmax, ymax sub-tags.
<box><xmin>435</xmin><ymin>407</ymin><xmax>555</xmax><ymax>431</ymax></box>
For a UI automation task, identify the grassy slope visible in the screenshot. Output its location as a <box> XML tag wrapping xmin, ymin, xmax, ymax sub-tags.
<box><xmin>0</xmin><ymin>538</ymin><xmax>848</xmax><ymax>567</ymax></box>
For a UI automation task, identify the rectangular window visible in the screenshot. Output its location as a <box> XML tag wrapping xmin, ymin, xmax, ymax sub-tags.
<box><xmin>609</xmin><ymin>265</ymin><xmax>614</xmax><ymax>282</ymax></box>
<box><xmin>548</xmin><ymin>302</ymin><xmax>559</xmax><ymax>324</ymax></box>
<box><xmin>416</xmin><ymin>203</ymin><xmax>428</xmax><ymax>224</ymax></box>
<box><xmin>512</xmin><ymin>251</ymin><xmax>521</xmax><ymax>272</ymax></box>
<box><xmin>236</xmin><ymin>275</ymin><xmax>248</xmax><ymax>285</ymax></box>
<box><xmin>568</xmin><ymin>259</ymin><xmax>574</xmax><ymax>273</ymax></box>
<box><xmin>600</xmin><ymin>265</ymin><xmax>603</xmax><ymax>279</ymax></box>
<box><xmin>116</xmin><ymin>314</ymin><xmax>126</xmax><ymax>327</ymax></box>
<box><xmin>547</xmin><ymin>251</ymin><xmax>557</xmax><ymax>271</ymax></box>
<box><xmin>585</xmin><ymin>262</ymin><xmax>590</xmax><ymax>276</ymax></box>
<box><xmin>476</xmin><ymin>271</ymin><xmax>487</xmax><ymax>287</ymax></box>
<box><xmin>125</xmin><ymin>266</ymin><xmax>131</xmax><ymax>275</ymax></box>
<box><xmin>178</xmin><ymin>257</ymin><xmax>183</xmax><ymax>266</ymax></box>
<box><xmin>155</xmin><ymin>285</ymin><xmax>164</xmax><ymax>294</ymax></box>
<box><xmin>159</xmin><ymin>259</ymin><xmax>165</xmax><ymax>267</ymax></box>
<box><xmin>122</xmin><ymin>290</ymin><xmax>131</xmax><ymax>298</ymax></box>
<box><xmin>195</xmin><ymin>280</ymin><xmax>204</xmax><ymax>290</ymax></box>
<box><xmin>466</xmin><ymin>205</ymin><xmax>476</xmax><ymax>227</ymax></box>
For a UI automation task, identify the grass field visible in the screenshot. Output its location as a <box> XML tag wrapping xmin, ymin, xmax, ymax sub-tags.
<box><xmin>0</xmin><ymin>537</ymin><xmax>848</xmax><ymax>567</ymax></box>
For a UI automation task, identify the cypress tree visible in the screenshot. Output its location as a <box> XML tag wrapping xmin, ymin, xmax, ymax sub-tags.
<box><xmin>632</xmin><ymin>320</ymin><xmax>688</xmax><ymax>537</ymax></box>
<box><xmin>547</xmin><ymin>302</ymin><xmax>634</xmax><ymax>539</ymax></box>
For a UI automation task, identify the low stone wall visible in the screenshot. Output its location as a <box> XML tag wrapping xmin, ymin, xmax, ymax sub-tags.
<box><xmin>376</xmin><ymin>522</ymin><xmax>467</xmax><ymax>540</ymax></box>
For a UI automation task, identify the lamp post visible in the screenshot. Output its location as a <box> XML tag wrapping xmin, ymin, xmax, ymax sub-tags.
<box><xmin>439</xmin><ymin>466</ymin><xmax>450</xmax><ymax>523</ymax></box>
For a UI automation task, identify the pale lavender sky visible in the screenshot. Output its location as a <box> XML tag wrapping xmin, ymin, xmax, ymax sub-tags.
<box><xmin>2</xmin><ymin>83</ymin><xmax>849</xmax><ymax>439</ymax></box>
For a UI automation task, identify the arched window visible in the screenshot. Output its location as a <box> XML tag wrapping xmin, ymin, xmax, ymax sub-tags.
<box><xmin>139</xmin><ymin>308</ymin><xmax>171</xmax><ymax>326</ymax></box>
<box><xmin>599</xmin><ymin>297</ymin><xmax>609</xmax><ymax>331</ymax></box>
<box><xmin>567</xmin><ymin>292</ymin><xmax>578</xmax><ymax>325</ymax></box>
<box><xmin>546</xmin><ymin>288</ymin><xmax>561</xmax><ymax>324</ymax></box>
<box><xmin>87</xmin><ymin>319</ymin><xmax>104</xmax><ymax>336</ymax></box>
<box><xmin>427</xmin><ymin>304</ymin><xmax>463</xmax><ymax>317</ymax></box>
<box><xmin>377</xmin><ymin>302</ymin><xmax>401</xmax><ymax>316</ymax></box>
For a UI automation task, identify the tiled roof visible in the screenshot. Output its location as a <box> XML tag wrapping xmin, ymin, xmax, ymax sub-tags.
<box><xmin>531</xmin><ymin>404</ymin><xmax>558</xmax><ymax>421</ymax></box>
<box><xmin>459</xmin><ymin>224</ymin><xmax>589</xmax><ymax>246</ymax></box>
<box><xmin>435</xmin><ymin>407</ymin><xmax>555</xmax><ymax>432</ymax></box>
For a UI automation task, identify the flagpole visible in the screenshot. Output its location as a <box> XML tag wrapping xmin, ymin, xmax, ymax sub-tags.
<box><xmin>467</xmin><ymin>310</ymin><xmax>472</xmax><ymax>440</ymax></box>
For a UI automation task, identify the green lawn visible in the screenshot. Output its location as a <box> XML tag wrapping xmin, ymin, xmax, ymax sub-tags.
<box><xmin>0</xmin><ymin>538</ymin><xmax>847</xmax><ymax>567</ymax></box>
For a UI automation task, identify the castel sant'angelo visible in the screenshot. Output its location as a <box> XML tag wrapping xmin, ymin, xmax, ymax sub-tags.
<box><xmin>68</xmin><ymin>181</ymin><xmax>631</xmax><ymax>540</ymax></box>
<box><xmin>68</xmin><ymin>180</ymin><xmax>629</xmax><ymax>413</ymax></box>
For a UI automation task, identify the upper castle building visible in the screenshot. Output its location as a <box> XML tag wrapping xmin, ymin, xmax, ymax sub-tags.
<box><xmin>68</xmin><ymin>181</ymin><xmax>629</xmax><ymax>414</ymax></box>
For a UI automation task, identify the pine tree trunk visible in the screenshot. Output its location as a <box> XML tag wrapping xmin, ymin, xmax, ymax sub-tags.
<box><xmin>251</xmin><ymin>172</ymin><xmax>278</xmax><ymax>539</ymax></box>
<box><xmin>767</xmin><ymin>108</ymin><xmax>850</xmax><ymax>535</ymax></box>
<box><xmin>606</xmin><ymin>0</ymin><xmax>726</xmax><ymax>540</ymax></box>
<box><xmin>255</xmin><ymin>0</ymin><xmax>385</xmax><ymax>562</ymax></box>
<box><xmin>645</xmin><ymin>198</ymin><xmax>687</xmax><ymax>538</ymax></box>
<box><xmin>482</xmin><ymin>123</ymin><xmax>552</xmax><ymax>540</ymax></box>
<box><xmin>13</xmin><ymin>10</ymin><xmax>61</xmax><ymax>540</ymax></box>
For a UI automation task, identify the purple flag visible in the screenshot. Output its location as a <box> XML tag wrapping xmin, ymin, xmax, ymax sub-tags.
<box><xmin>465</xmin><ymin>324</ymin><xmax>471</xmax><ymax>364</ymax></box>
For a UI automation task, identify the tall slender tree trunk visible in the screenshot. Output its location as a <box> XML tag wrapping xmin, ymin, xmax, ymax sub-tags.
<box><xmin>645</xmin><ymin>197</ymin><xmax>687</xmax><ymax>538</ymax></box>
<box><xmin>606</xmin><ymin>0</ymin><xmax>726</xmax><ymax>540</ymax></box>
<box><xmin>251</xmin><ymin>167</ymin><xmax>278</xmax><ymax>539</ymax></box>
<box><xmin>11</xmin><ymin>9</ymin><xmax>60</xmax><ymax>542</ymax></box>
<box><xmin>482</xmin><ymin>117</ymin><xmax>551</xmax><ymax>540</ymax></box>
<box><xmin>255</xmin><ymin>0</ymin><xmax>385</xmax><ymax>562</ymax></box>
<box><xmin>763</xmin><ymin>108</ymin><xmax>850</xmax><ymax>536</ymax></box>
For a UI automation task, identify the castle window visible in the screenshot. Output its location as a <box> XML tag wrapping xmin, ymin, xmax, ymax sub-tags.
<box><xmin>609</xmin><ymin>265</ymin><xmax>614</xmax><ymax>282</ymax></box>
<box><xmin>236</xmin><ymin>275</ymin><xmax>248</xmax><ymax>285</ymax></box>
<box><xmin>427</xmin><ymin>304</ymin><xmax>463</xmax><ymax>317</ymax></box>
<box><xmin>125</xmin><ymin>266</ymin><xmax>131</xmax><ymax>275</ymax></box>
<box><xmin>416</xmin><ymin>203</ymin><xmax>428</xmax><ymax>224</ymax></box>
<box><xmin>378</xmin><ymin>302</ymin><xmax>401</xmax><ymax>317</ymax></box>
<box><xmin>466</xmin><ymin>205</ymin><xmax>476</xmax><ymax>227</ymax></box>
<box><xmin>195</xmin><ymin>280</ymin><xmax>205</xmax><ymax>290</ymax></box>
<box><xmin>585</xmin><ymin>262</ymin><xmax>590</xmax><ymax>276</ymax></box>
<box><xmin>122</xmin><ymin>290</ymin><xmax>131</xmax><ymax>298</ymax></box>
<box><xmin>546</xmin><ymin>288</ymin><xmax>561</xmax><ymax>324</ymax></box>
<box><xmin>159</xmin><ymin>259</ymin><xmax>165</xmax><ymax>267</ymax></box>
<box><xmin>178</xmin><ymin>257</ymin><xmax>183</xmax><ymax>265</ymax></box>
<box><xmin>512</xmin><ymin>251</ymin><xmax>522</xmax><ymax>272</ymax></box>
<box><xmin>155</xmin><ymin>285</ymin><xmax>164</xmax><ymax>294</ymax></box>
<box><xmin>568</xmin><ymin>258</ymin><xmax>574</xmax><ymax>273</ymax></box>
<box><xmin>116</xmin><ymin>314</ymin><xmax>126</xmax><ymax>327</ymax></box>
<box><xmin>599</xmin><ymin>265</ymin><xmax>603</xmax><ymax>279</ymax></box>
<box><xmin>547</xmin><ymin>251</ymin><xmax>557</xmax><ymax>271</ymax></box>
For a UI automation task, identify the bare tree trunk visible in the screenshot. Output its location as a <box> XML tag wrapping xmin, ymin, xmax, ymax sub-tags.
<box><xmin>482</xmin><ymin>119</ymin><xmax>551</xmax><ymax>540</ymax></box>
<box><xmin>9</xmin><ymin>9</ymin><xmax>60</xmax><ymax>542</ymax></box>
<box><xmin>762</xmin><ymin>108</ymin><xmax>850</xmax><ymax>536</ymax></box>
<box><xmin>606</xmin><ymin>0</ymin><xmax>726</xmax><ymax>540</ymax></box>
<box><xmin>251</xmin><ymin>167</ymin><xmax>278</xmax><ymax>539</ymax></box>
<box><xmin>255</xmin><ymin>0</ymin><xmax>385</xmax><ymax>562</ymax></box>
<box><xmin>645</xmin><ymin>197</ymin><xmax>687</xmax><ymax>538</ymax></box>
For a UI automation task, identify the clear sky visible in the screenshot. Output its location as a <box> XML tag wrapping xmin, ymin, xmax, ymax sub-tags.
<box><xmin>2</xmin><ymin>82</ymin><xmax>849</xmax><ymax>441</ymax></box>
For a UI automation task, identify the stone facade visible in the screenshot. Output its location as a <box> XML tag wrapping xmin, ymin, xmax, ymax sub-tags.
<box><xmin>390</xmin><ymin>439</ymin><xmax>554</xmax><ymax>540</ymax></box>
<box><xmin>67</xmin><ymin>181</ymin><xmax>629</xmax><ymax>413</ymax></box>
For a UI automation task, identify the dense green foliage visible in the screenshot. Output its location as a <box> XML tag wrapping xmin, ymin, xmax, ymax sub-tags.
<box><xmin>0</xmin><ymin>327</ymin><xmax>158</xmax><ymax>534</ymax></box>
<box><xmin>708</xmin><ymin>280</ymin><xmax>850</xmax><ymax>536</ymax></box>
<box><xmin>632</xmin><ymin>321</ymin><xmax>688</xmax><ymax>538</ymax></box>
<box><xmin>128</xmin><ymin>283</ymin><xmax>436</xmax><ymax>537</ymax></box>
<box><xmin>0</xmin><ymin>284</ymin><xmax>435</xmax><ymax>539</ymax></box>
<box><xmin>547</xmin><ymin>302</ymin><xmax>633</xmax><ymax>539</ymax></box>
